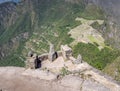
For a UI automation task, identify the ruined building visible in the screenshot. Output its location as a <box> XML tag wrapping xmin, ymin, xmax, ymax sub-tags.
<box><xmin>25</xmin><ymin>44</ymin><xmax>120</xmax><ymax>91</ymax></box>
<box><xmin>26</xmin><ymin>44</ymin><xmax>82</xmax><ymax>69</ymax></box>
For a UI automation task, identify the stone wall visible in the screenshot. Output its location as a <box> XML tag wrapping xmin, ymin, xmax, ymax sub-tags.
<box><xmin>26</xmin><ymin>45</ymin><xmax>80</xmax><ymax>69</ymax></box>
<box><xmin>26</xmin><ymin>51</ymin><xmax>63</xmax><ymax>69</ymax></box>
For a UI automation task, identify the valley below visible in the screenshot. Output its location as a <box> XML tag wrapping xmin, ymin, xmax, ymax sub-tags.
<box><xmin>1</xmin><ymin>0</ymin><xmax>120</xmax><ymax>90</ymax></box>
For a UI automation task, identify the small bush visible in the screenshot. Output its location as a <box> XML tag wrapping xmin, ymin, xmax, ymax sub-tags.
<box><xmin>60</xmin><ymin>67</ymin><xmax>71</xmax><ymax>76</ymax></box>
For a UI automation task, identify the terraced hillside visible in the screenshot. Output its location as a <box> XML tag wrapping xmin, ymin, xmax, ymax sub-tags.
<box><xmin>0</xmin><ymin>0</ymin><xmax>120</xmax><ymax>82</ymax></box>
<box><xmin>0</xmin><ymin>0</ymin><xmax>86</xmax><ymax>65</ymax></box>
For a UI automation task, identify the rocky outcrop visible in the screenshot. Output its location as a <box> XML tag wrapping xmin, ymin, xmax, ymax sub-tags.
<box><xmin>0</xmin><ymin>63</ymin><xmax>120</xmax><ymax>91</ymax></box>
<box><xmin>24</xmin><ymin>44</ymin><xmax>120</xmax><ymax>91</ymax></box>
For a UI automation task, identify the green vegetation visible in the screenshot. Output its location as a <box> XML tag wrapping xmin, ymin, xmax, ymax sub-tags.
<box><xmin>80</xmin><ymin>4</ymin><xmax>105</xmax><ymax>20</ymax></box>
<box><xmin>0</xmin><ymin>0</ymin><xmax>107</xmax><ymax>67</ymax></box>
<box><xmin>0</xmin><ymin>41</ymin><xmax>26</xmax><ymax>67</ymax></box>
<box><xmin>0</xmin><ymin>53</ymin><xmax>25</xmax><ymax>67</ymax></box>
<box><xmin>0</xmin><ymin>5</ymin><xmax>33</xmax><ymax>66</ymax></box>
<box><xmin>73</xmin><ymin>43</ymin><xmax>120</xmax><ymax>70</ymax></box>
<box><xmin>60</xmin><ymin>67</ymin><xmax>71</xmax><ymax>76</ymax></box>
<box><xmin>0</xmin><ymin>12</ymin><xmax>31</xmax><ymax>67</ymax></box>
<box><xmin>90</xmin><ymin>21</ymin><xmax>102</xmax><ymax>30</ymax></box>
<box><xmin>0</xmin><ymin>0</ymin><xmax>119</xmax><ymax>83</ymax></box>
<box><xmin>23</xmin><ymin>0</ymin><xmax>86</xmax><ymax>54</ymax></box>
<box><xmin>103</xmin><ymin>56</ymin><xmax>120</xmax><ymax>81</ymax></box>
<box><xmin>88</xmin><ymin>35</ymin><xmax>105</xmax><ymax>48</ymax></box>
<box><xmin>0</xmin><ymin>13</ymin><xmax>32</xmax><ymax>44</ymax></box>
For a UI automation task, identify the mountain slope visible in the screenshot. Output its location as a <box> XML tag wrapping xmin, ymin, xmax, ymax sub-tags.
<box><xmin>88</xmin><ymin>0</ymin><xmax>120</xmax><ymax>49</ymax></box>
<box><xmin>0</xmin><ymin>0</ymin><xmax>120</xmax><ymax>81</ymax></box>
<box><xmin>103</xmin><ymin>56</ymin><xmax>120</xmax><ymax>82</ymax></box>
<box><xmin>0</xmin><ymin>0</ymin><xmax>86</xmax><ymax>64</ymax></box>
<box><xmin>0</xmin><ymin>1</ymin><xmax>32</xmax><ymax>66</ymax></box>
<box><xmin>0</xmin><ymin>1</ymin><xmax>17</xmax><ymax>35</ymax></box>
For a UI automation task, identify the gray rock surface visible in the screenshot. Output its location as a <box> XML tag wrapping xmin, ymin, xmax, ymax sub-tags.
<box><xmin>74</xmin><ymin>54</ymin><xmax>83</xmax><ymax>64</ymax></box>
<box><xmin>49</xmin><ymin>44</ymin><xmax>55</xmax><ymax>62</ymax></box>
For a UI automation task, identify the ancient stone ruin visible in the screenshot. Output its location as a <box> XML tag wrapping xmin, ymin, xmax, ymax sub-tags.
<box><xmin>48</xmin><ymin>44</ymin><xmax>58</xmax><ymax>62</ymax></box>
<box><xmin>74</xmin><ymin>54</ymin><xmax>83</xmax><ymax>64</ymax></box>
<box><xmin>24</xmin><ymin>44</ymin><xmax>120</xmax><ymax>91</ymax></box>
<box><xmin>26</xmin><ymin>44</ymin><xmax>81</xmax><ymax>69</ymax></box>
<box><xmin>61</xmin><ymin>45</ymin><xmax>72</xmax><ymax>60</ymax></box>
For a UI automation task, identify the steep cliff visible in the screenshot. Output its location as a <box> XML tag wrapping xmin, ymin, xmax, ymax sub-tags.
<box><xmin>0</xmin><ymin>1</ymin><xmax>17</xmax><ymax>35</ymax></box>
<box><xmin>0</xmin><ymin>0</ymin><xmax>120</xmax><ymax>79</ymax></box>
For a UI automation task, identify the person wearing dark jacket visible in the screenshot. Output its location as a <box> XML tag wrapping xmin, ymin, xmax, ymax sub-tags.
<box><xmin>34</xmin><ymin>56</ymin><xmax>41</xmax><ymax>69</ymax></box>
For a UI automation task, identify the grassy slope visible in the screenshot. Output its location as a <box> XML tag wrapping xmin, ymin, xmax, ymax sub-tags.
<box><xmin>73</xmin><ymin>43</ymin><xmax>120</xmax><ymax>70</ymax></box>
<box><xmin>103</xmin><ymin>56</ymin><xmax>120</xmax><ymax>81</ymax></box>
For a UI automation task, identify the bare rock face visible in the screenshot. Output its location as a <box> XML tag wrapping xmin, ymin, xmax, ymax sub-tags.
<box><xmin>61</xmin><ymin>45</ymin><xmax>72</xmax><ymax>60</ymax></box>
<box><xmin>60</xmin><ymin>75</ymin><xmax>84</xmax><ymax>90</ymax></box>
<box><xmin>0</xmin><ymin>67</ymin><xmax>111</xmax><ymax>91</ymax></box>
<box><xmin>60</xmin><ymin>75</ymin><xmax>110</xmax><ymax>91</ymax></box>
<box><xmin>74</xmin><ymin>54</ymin><xmax>83</xmax><ymax>64</ymax></box>
<box><xmin>22</xmin><ymin>69</ymin><xmax>57</xmax><ymax>81</ymax></box>
<box><xmin>28</xmin><ymin>51</ymin><xmax>33</xmax><ymax>57</ymax></box>
<box><xmin>82</xmin><ymin>79</ymin><xmax>110</xmax><ymax>91</ymax></box>
<box><xmin>1</xmin><ymin>54</ymin><xmax>120</xmax><ymax>91</ymax></box>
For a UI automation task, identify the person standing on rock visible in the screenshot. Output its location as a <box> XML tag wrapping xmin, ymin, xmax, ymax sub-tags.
<box><xmin>34</xmin><ymin>55</ymin><xmax>41</xmax><ymax>69</ymax></box>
